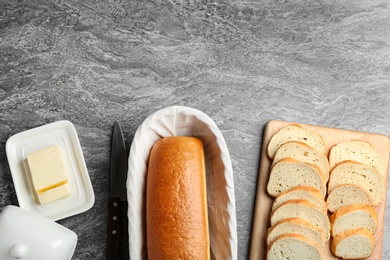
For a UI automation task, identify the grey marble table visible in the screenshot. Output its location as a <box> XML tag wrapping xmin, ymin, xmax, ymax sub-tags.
<box><xmin>1</xmin><ymin>0</ymin><xmax>390</xmax><ymax>259</ymax></box>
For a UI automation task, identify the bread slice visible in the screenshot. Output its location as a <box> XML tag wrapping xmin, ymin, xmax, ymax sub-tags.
<box><xmin>327</xmin><ymin>184</ymin><xmax>375</xmax><ymax>212</ymax></box>
<box><xmin>267</xmin><ymin>158</ymin><xmax>326</xmax><ymax>198</ymax></box>
<box><xmin>273</xmin><ymin>141</ymin><xmax>330</xmax><ymax>181</ymax></box>
<box><xmin>267</xmin><ymin>233</ymin><xmax>323</xmax><ymax>260</ymax></box>
<box><xmin>270</xmin><ymin>199</ymin><xmax>330</xmax><ymax>240</ymax></box>
<box><xmin>330</xmin><ymin>204</ymin><xmax>378</xmax><ymax>237</ymax></box>
<box><xmin>329</xmin><ymin>140</ymin><xmax>386</xmax><ymax>177</ymax></box>
<box><xmin>272</xmin><ymin>186</ymin><xmax>327</xmax><ymax>212</ymax></box>
<box><xmin>328</xmin><ymin>160</ymin><xmax>385</xmax><ymax>205</ymax></box>
<box><xmin>331</xmin><ymin>228</ymin><xmax>375</xmax><ymax>259</ymax></box>
<box><xmin>267</xmin><ymin>124</ymin><xmax>326</xmax><ymax>159</ymax></box>
<box><xmin>267</xmin><ymin>217</ymin><xmax>326</xmax><ymax>249</ymax></box>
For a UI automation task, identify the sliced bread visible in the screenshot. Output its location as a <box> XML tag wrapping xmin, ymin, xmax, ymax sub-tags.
<box><xmin>267</xmin><ymin>233</ymin><xmax>323</xmax><ymax>260</ymax></box>
<box><xmin>267</xmin><ymin>217</ymin><xmax>325</xmax><ymax>249</ymax></box>
<box><xmin>267</xmin><ymin>158</ymin><xmax>326</xmax><ymax>198</ymax></box>
<box><xmin>328</xmin><ymin>140</ymin><xmax>386</xmax><ymax>177</ymax></box>
<box><xmin>270</xmin><ymin>199</ymin><xmax>330</xmax><ymax>240</ymax></box>
<box><xmin>330</xmin><ymin>204</ymin><xmax>378</xmax><ymax>237</ymax></box>
<box><xmin>272</xmin><ymin>186</ymin><xmax>327</xmax><ymax>212</ymax></box>
<box><xmin>272</xmin><ymin>141</ymin><xmax>330</xmax><ymax>181</ymax></box>
<box><xmin>327</xmin><ymin>184</ymin><xmax>375</xmax><ymax>212</ymax></box>
<box><xmin>267</xmin><ymin>124</ymin><xmax>326</xmax><ymax>159</ymax></box>
<box><xmin>328</xmin><ymin>160</ymin><xmax>385</xmax><ymax>205</ymax></box>
<box><xmin>331</xmin><ymin>228</ymin><xmax>374</xmax><ymax>259</ymax></box>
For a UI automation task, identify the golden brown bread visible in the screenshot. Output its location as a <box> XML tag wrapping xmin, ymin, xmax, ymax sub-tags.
<box><xmin>146</xmin><ymin>136</ymin><xmax>210</xmax><ymax>260</ymax></box>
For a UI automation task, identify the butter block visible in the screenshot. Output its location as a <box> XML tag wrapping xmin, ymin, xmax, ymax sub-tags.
<box><xmin>25</xmin><ymin>145</ymin><xmax>70</xmax><ymax>204</ymax></box>
<box><xmin>37</xmin><ymin>183</ymin><xmax>70</xmax><ymax>204</ymax></box>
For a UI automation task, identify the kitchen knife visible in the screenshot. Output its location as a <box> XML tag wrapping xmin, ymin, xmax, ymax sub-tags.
<box><xmin>107</xmin><ymin>121</ymin><xmax>128</xmax><ymax>260</ymax></box>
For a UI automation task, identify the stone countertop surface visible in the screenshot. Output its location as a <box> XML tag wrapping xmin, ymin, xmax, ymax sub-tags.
<box><xmin>1</xmin><ymin>0</ymin><xmax>390</xmax><ymax>259</ymax></box>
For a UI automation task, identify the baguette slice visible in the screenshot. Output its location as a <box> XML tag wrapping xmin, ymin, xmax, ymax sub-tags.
<box><xmin>331</xmin><ymin>228</ymin><xmax>375</xmax><ymax>259</ymax></box>
<box><xmin>270</xmin><ymin>199</ymin><xmax>330</xmax><ymax>240</ymax></box>
<box><xmin>329</xmin><ymin>140</ymin><xmax>386</xmax><ymax>177</ymax></box>
<box><xmin>267</xmin><ymin>158</ymin><xmax>326</xmax><ymax>198</ymax></box>
<box><xmin>267</xmin><ymin>217</ymin><xmax>326</xmax><ymax>249</ymax></box>
<box><xmin>327</xmin><ymin>184</ymin><xmax>375</xmax><ymax>212</ymax></box>
<box><xmin>272</xmin><ymin>186</ymin><xmax>327</xmax><ymax>212</ymax></box>
<box><xmin>267</xmin><ymin>124</ymin><xmax>326</xmax><ymax>159</ymax></box>
<box><xmin>273</xmin><ymin>141</ymin><xmax>329</xmax><ymax>181</ymax></box>
<box><xmin>328</xmin><ymin>160</ymin><xmax>385</xmax><ymax>206</ymax></box>
<box><xmin>268</xmin><ymin>233</ymin><xmax>323</xmax><ymax>260</ymax></box>
<box><xmin>330</xmin><ymin>204</ymin><xmax>378</xmax><ymax>237</ymax></box>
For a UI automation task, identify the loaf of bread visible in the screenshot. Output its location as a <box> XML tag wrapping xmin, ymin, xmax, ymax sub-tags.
<box><xmin>331</xmin><ymin>228</ymin><xmax>375</xmax><ymax>259</ymax></box>
<box><xmin>267</xmin><ymin>124</ymin><xmax>326</xmax><ymax>159</ymax></box>
<box><xmin>267</xmin><ymin>233</ymin><xmax>323</xmax><ymax>260</ymax></box>
<box><xmin>146</xmin><ymin>136</ymin><xmax>210</xmax><ymax>260</ymax></box>
<box><xmin>272</xmin><ymin>141</ymin><xmax>329</xmax><ymax>181</ymax></box>
<box><xmin>329</xmin><ymin>140</ymin><xmax>386</xmax><ymax>177</ymax></box>
<box><xmin>330</xmin><ymin>204</ymin><xmax>378</xmax><ymax>237</ymax></box>
<box><xmin>267</xmin><ymin>158</ymin><xmax>326</xmax><ymax>198</ymax></box>
<box><xmin>267</xmin><ymin>217</ymin><xmax>325</xmax><ymax>249</ymax></box>
<box><xmin>270</xmin><ymin>199</ymin><xmax>330</xmax><ymax>240</ymax></box>
<box><xmin>271</xmin><ymin>186</ymin><xmax>327</xmax><ymax>212</ymax></box>
<box><xmin>327</xmin><ymin>184</ymin><xmax>375</xmax><ymax>212</ymax></box>
<box><xmin>328</xmin><ymin>160</ymin><xmax>384</xmax><ymax>206</ymax></box>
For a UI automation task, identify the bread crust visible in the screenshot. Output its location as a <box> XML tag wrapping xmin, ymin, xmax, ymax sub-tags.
<box><xmin>267</xmin><ymin>124</ymin><xmax>326</xmax><ymax>159</ymax></box>
<box><xmin>328</xmin><ymin>140</ymin><xmax>386</xmax><ymax>177</ymax></box>
<box><xmin>270</xmin><ymin>199</ymin><xmax>330</xmax><ymax>240</ymax></box>
<box><xmin>267</xmin><ymin>217</ymin><xmax>326</xmax><ymax>248</ymax></box>
<box><xmin>326</xmin><ymin>184</ymin><xmax>375</xmax><ymax>212</ymax></box>
<box><xmin>331</xmin><ymin>228</ymin><xmax>374</xmax><ymax>259</ymax></box>
<box><xmin>272</xmin><ymin>141</ymin><xmax>330</xmax><ymax>181</ymax></box>
<box><xmin>330</xmin><ymin>204</ymin><xmax>378</xmax><ymax>237</ymax></box>
<box><xmin>146</xmin><ymin>136</ymin><xmax>210</xmax><ymax>260</ymax></box>
<box><xmin>272</xmin><ymin>186</ymin><xmax>327</xmax><ymax>212</ymax></box>
<box><xmin>328</xmin><ymin>160</ymin><xmax>385</xmax><ymax>205</ymax></box>
<box><xmin>267</xmin><ymin>158</ymin><xmax>327</xmax><ymax>198</ymax></box>
<box><xmin>267</xmin><ymin>233</ymin><xmax>323</xmax><ymax>260</ymax></box>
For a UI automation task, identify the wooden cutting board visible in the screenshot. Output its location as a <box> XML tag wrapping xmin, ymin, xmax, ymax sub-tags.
<box><xmin>249</xmin><ymin>120</ymin><xmax>390</xmax><ymax>260</ymax></box>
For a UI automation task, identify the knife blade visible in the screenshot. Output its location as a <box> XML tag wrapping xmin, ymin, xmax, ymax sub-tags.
<box><xmin>107</xmin><ymin>121</ymin><xmax>128</xmax><ymax>260</ymax></box>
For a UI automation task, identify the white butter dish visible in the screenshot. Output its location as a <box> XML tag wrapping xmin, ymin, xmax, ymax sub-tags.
<box><xmin>5</xmin><ymin>120</ymin><xmax>95</xmax><ymax>221</ymax></box>
<box><xmin>127</xmin><ymin>105</ymin><xmax>238</xmax><ymax>260</ymax></box>
<box><xmin>0</xmin><ymin>205</ymin><xmax>77</xmax><ymax>260</ymax></box>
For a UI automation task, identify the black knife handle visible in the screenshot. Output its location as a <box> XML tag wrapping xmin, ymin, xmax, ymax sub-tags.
<box><xmin>107</xmin><ymin>197</ymin><xmax>122</xmax><ymax>260</ymax></box>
